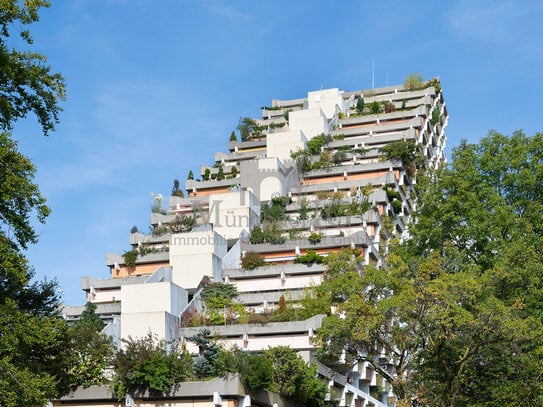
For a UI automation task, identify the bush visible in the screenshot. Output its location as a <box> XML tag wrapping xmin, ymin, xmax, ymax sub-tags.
<box><xmin>203</xmin><ymin>168</ymin><xmax>210</xmax><ymax>181</ymax></box>
<box><xmin>229</xmin><ymin>131</ymin><xmax>237</xmax><ymax>141</ymax></box>
<box><xmin>216</xmin><ymin>166</ymin><xmax>225</xmax><ymax>181</ymax></box>
<box><xmin>242</xmin><ymin>251</ymin><xmax>264</xmax><ymax>269</ymax></box>
<box><xmin>383</xmin><ymin>101</ymin><xmax>396</xmax><ymax>113</ymax></box>
<box><xmin>123</xmin><ymin>249</ymin><xmax>138</xmax><ymax>268</ymax></box>
<box><xmin>430</xmin><ymin>107</ymin><xmax>441</xmax><ymax>126</ymax></box>
<box><xmin>294</xmin><ymin>249</ymin><xmax>325</xmax><ymax>264</ymax></box>
<box><xmin>426</xmin><ymin>77</ymin><xmax>442</xmax><ymax>93</ymax></box>
<box><xmin>111</xmin><ymin>333</ymin><xmax>193</xmax><ymax>399</ymax></box>
<box><xmin>404</xmin><ymin>72</ymin><xmax>424</xmax><ymax>91</ymax></box>
<box><xmin>356</xmin><ymin>97</ymin><xmax>364</xmax><ymax>114</ymax></box>
<box><xmin>171</xmin><ymin>179</ymin><xmax>184</xmax><ymax>197</ymax></box>
<box><xmin>308</xmin><ymin>232</ymin><xmax>322</xmax><ymax>244</ymax></box>
<box><xmin>369</xmin><ymin>101</ymin><xmax>383</xmax><ymax>114</ymax></box>
<box><xmin>187</xmin><ymin>170</ymin><xmax>194</xmax><ymax>180</ymax></box>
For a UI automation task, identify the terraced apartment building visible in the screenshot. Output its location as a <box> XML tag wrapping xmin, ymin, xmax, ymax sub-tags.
<box><xmin>64</xmin><ymin>81</ymin><xmax>448</xmax><ymax>407</ymax></box>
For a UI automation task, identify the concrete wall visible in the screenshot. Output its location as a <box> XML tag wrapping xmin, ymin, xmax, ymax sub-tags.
<box><xmin>120</xmin><ymin>281</ymin><xmax>187</xmax><ymax>341</ymax></box>
<box><xmin>289</xmin><ymin>109</ymin><xmax>328</xmax><ymax>140</ymax></box>
<box><xmin>307</xmin><ymin>88</ymin><xmax>343</xmax><ymax>119</ymax></box>
<box><xmin>266</xmin><ymin>129</ymin><xmax>307</xmax><ymax>162</ymax></box>
<box><xmin>169</xmin><ymin>230</ymin><xmax>227</xmax><ymax>290</ymax></box>
<box><xmin>208</xmin><ymin>190</ymin><xmax>260</xmax><ymax>241</ymax></box>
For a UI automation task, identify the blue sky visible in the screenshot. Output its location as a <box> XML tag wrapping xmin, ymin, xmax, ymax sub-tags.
<box><xmin>14</xmin><ymin>0</ymin><xmax>543</xmax><ymax>305</ymax></box>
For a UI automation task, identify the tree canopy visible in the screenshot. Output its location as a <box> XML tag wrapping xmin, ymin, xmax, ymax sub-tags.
<box><xmin>309</xmin><ymin>130</ymin><xmax>543</xmax><ymax>406</ymax></box>
<box><xmin>0</xmin><ymin>2</ymin><xmax>71</xmax><ymax>405</ymax></box>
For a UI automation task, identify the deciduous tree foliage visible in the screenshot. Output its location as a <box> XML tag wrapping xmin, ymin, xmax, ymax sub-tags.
<box><xmin>311</xmin><ymin>131</ymin><xmax>543</xmax><ymax>406</ymax></box>
<box><xmin>0</xmin><ymin>1</ymin><xmax>72</xmax><ymax>405</ymax></box>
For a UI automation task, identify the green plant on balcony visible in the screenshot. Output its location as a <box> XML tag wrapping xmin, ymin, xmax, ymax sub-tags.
<box><xmin>187</xmin><ymin>170</ymin><xmax>194</xmax><ymax>180</ymax></box>
<box><xmin>308</xmin><ymin>232</ymin><xmax>322</xmax><ymax>244</ymax></box>
<box><xmin>200</xmin><ymin>282</ymin><xmax>242</xmax><ymax>325</ymax></box>
<box><xmin>152</xmin><ymin>224</ymin><xmax>168</xmax><ymax>236</ymax></box>
<box><xmin>333</xmin><ymin>134</ymin><xmax>345</xmax><ymax>140</ymax></box>
<box><xmin>425</xmin><ymin>77</ymin><xmax>442</xmax><ymax>93</ymax></box>
<box><xmin>290</xmin><ymin>148</ymin><xmax>312</xmax><ymax>172</ymax></box>
<box><xmin>430</xmin><ymin>107</ymin><xmax>441</xmax><ymax>126</ymax></box>
<box><xmin>230</xmin><ymin>165</ymin><xmax>238</xmax><ymax>177</ymax></box>
<box><xmin>229</xmin><ymin>131</ymin><xmax>237</xmax><ymax>141</ymax></box>
<box><xmin>380</xmin><ymin>139</ymin><xmax>419</xmax><ymax>174</ymax></box>
<box><xmin>298</xmin><ymin>199</ymin><xmax>310</xmax><ymax>220</ymax></box>
<box><xmin>261</xmin><ymin>196</ymin><xmax>288</xmax><ymax>221</ymax></box>
<box><xmin>203</xmin><ymin>168</ymin><xmax>211</xmax><ymax>181</ymax></box>
<box><xmin>294</xmin><ymin>249</ymin><xmax>325</xmax><ymax>264</ymax></box>
<box><xmin>356</xmin><ymin>97</ymin><xmax>364</xmax><ymax>114</ymax></box>
<box><xmin>169</xmin><ymin>214</ymin><xmax>196</xmax><ymax>234</ymax></box>
<box><xmin>283</xmin><ymin>109</ymin><xmax>292</xmax><ymax>122</ymax></box>
<box><xmin>171</xmin><ymin>179</ymin><xmax>184</xmax><ymax>198</ymax></box>
<box><xmin>269</xmin><ymin>122</ymin><xmax>286</xmax><ymax>130</ymax></box>
<box><xmin>404</xmin><ymin>72</ymin><xmax>424</xmax><ymax>90</ymax></box>
<box><xmin>151</xmin><ymin>193</ymin><xmax>167</xmax><ymax>215</ymax></box>
<box><xmin>237</xmin><ymin>117</ymin><xmax>264</xmax><ymax>141</ymax></box>
<box><xmin>216</xmin><ymin>165</ymin><xmax>225</xmax><ymax>181</ymax></box>
<box><xmin>242</xmin><ymin>251</ymin><xmax>265</xmax><ymax>269</ymax></box>
<box><xmin>123</xmin><ymin>249</ymin><xmax>138</xmax><ymax>268</ymax></box>
<box><xmin>391</xmin><ymin>199</ymin><xmax>403</xmax><ymax>214</ymax></box>
<box><xmin>333</xmin><ymin>150</ymin><xmax>347</xmax><ymax>165</ymax></box>
<box><xmin>369</xmin><ymin>101</ymin><xmax>383</xmax><ymax>114</ymax></box>
<box><xmin>306</xmin><ymin>133</ymin><xmax>333</xmax><ymax>155</ymax></box>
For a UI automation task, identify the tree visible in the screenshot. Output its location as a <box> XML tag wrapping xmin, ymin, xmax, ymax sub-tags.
<box><xmin>187</xmin><ymin>170</ymin><xmax>194</xmax><ymax>180</ymax></box>
<box><xmin>229</xmin><ymin>130</ymin><xmax>237</xmax><ymax>141</ymax></box>
<box><xmin>356</xmin><ymin>97</ymin><xmax>364</xmax><ymax>114</ymax></box>
<box><xmin>312</xmin><ymin>131</ymin><xmax>543</xmax><ymax>405</ymax></box>
<box><xmin>264</xmin><ymin>346</ymin><xmax>326</xmax><ymax>407</ymax></box>
<box><xmin>0</xmin><ymin>1</ymin><xmax>66</xmax><ymax>136</ymax></box>
<box><xmin>216</xmin><ymin>165</ymin><xmax>225</xmax><ymax>181</ymax></box>
<box><xmin>171</xmin><ymin>179</ymin><xmax>185</xmax><ymax>197</ymax></box>
<box><xmin>236</xmin><ymin>117</ymin><xmax>262</xmax><ymax>141</ymax></box>
<box><xmin>0</xmin><ymin>2</ymin><xmax>86</xmax><ymax>406</ymax></box>
<box><xmin>68</xmin><ymin>302</ymin><xmax>113</xmax><ymax>389</ymax></box>
<box><xmin>112</xmin><ymin>333</ymin><xmax>193</xmax><ymax>399</ymax></box>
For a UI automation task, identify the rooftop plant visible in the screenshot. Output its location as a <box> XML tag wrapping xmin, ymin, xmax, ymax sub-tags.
<box><xmin>404</xmin><ymin>72</ymin><xmax>425</xmax><ymax>90</ymax></box>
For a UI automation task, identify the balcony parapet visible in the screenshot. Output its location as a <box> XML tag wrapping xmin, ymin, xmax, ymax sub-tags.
<box><xmin>180</xmin><ymin>314</ymin><xmax>325</xmax><ymax>338</ymax></box>
<box><xmin>242</xmin><ymin>230</ymin><xmax>371</xmax><ymax>254</ymax></box>
<box><xmin>225</xmin><ymin>263</ymin><xmax>327</xmax><ymax>279</ymax></box>
<box><xmin>185</xmin><ymin>177</ymin><xmax>238</xmax><ymax>191</ymax></box>
<box><xmin>81</xmin><ymin>275</ymin><xmax>148</xmax><ymax>290</ymax></box>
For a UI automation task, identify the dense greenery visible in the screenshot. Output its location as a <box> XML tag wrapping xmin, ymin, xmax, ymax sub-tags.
<box><xmin>241</xmin><ymin>251</ymin><xmax>265</xmax><ymax>269</ymax></box>
<box><xmin>112</xmin><ymin>333</ymin><xmax>193</xmax><ymax>398</ymax></box>
<box><xmin>309</xmin><ymin>131</ymin><xmax>543</xmax><ymax>405</ymax></box>
<box><xmin>0</xmin><ymin>2</ymin><xmax>75</xmax><ymax>405</ymax></box>
<box><xmin>236</xmin><ymin>117</ymin><xmax>264</xmax><ymax>141</ymax></box>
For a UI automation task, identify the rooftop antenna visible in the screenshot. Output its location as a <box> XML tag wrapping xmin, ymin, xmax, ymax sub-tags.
<box><xmin>372</xmin><ymin>58</ymin><xmax>375</xmax><ymax>89</ymax></box>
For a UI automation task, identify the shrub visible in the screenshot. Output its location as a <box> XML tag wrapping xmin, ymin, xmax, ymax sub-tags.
<box><xmin>203</xmin><ymin>168</ymin><xmax>210</xmax><ymax>181</ymax></box>
<box><xmin>237</xmin><ymin>117</ymin><xmax>263</xmax><ymax>141</ymax></box>
<box><xmin>216</xmin><ymin>166</ymin><xmax>225</xmax><ymax>181</ymax></box>
<box><xmin>294</xmin><ymin>249</ymin><xmax>325</xmax><ymax>264</ymax></box>
<box><xmin>249</xmin><ymin>226</ymin><xmax>265</xmax><ymax>244</ymax></box>
<box><xmin>242</xmin><ymin>251</ymin><xmax>264</xmax><ymax>269</ymax></box>
<box><xmin>383</xmin><ymin>101</ymin><xmax>396</xmax><ymax>113</ymax></box>
<box><xmin>356</xmin><ymin>97</ymin><xmax>364</xmax><ymax>114</ymax></box>
<box><xmin>298</xmin><ymin>199</ymin><xmax>310</xmax><ymax>220</ymax></box>
<box><xmin>369</xmin><ymin>101</ymin><xmax>383</xmax><ymax>114</ymax></box>
<box><xmin>333</xmin><ymin>150</ymin><xmax>347</xmax><ymax>164</ymax></box>
<box><xmin>404</xmin><ymin>72</ymin><xmax>424</xmax><ymax>91</ymax></box>
<box><xmin>430</xmin><ymin>107</ymin><xmax>441</xmax><ymax>126</ymax></box>
<box><xmin>426</xmin><ymin>77</ymin><xmax>442</xmax><ymax>93</ymax></box>
<box><xmin>171</xmin><ymin>179</ymin><xmax>184</xmax><ymax>197</ymax></box>
<box><xmin>231</xmin><ymin>165</ymin><xmax>238</xmax><ymax>176</ymax></box>
<box><xmin>187</xmin><ymin>170</ymin><xmax>194</xmax><ymax>180</ymax></box>
<box><xmin>123</xmin><ymin>249</ymin><xmax>138</xmax><ymax>268</ymax></box>
<box><xmin>111</xmin><ymin>333</ymin><xmax>193</xmax><ymax>399</ymax></box>
<box><xmin>308</xmin><ymin>232</ymin><xmax>322</xmax><ymax>244</ymax></box>
<box><xmin>229</xmin><ymin>131</ymin><xmax>237</xmax><ymax>141</ymax></box>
